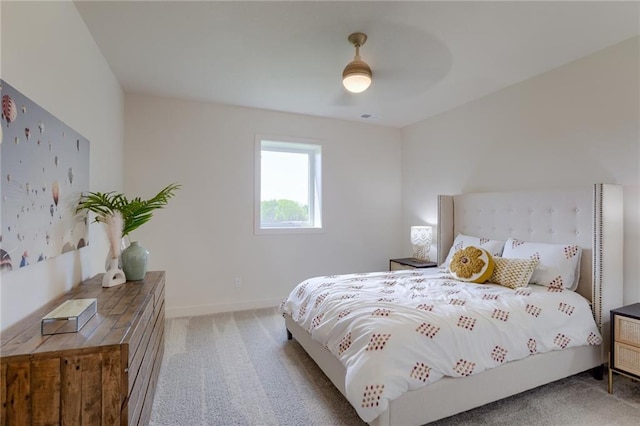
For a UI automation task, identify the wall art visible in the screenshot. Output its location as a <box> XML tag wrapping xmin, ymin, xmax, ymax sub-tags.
<box><xmin>1</xmin><ymin>80</ymin><xmax>90</xmax><ymax>273</ymax></box>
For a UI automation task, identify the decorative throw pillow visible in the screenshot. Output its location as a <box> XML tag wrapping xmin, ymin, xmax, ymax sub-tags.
<box><xmin>449</xmin><ymin>246</ymin><xmax>495</xmax><ymax>283</ymax></box>
<box><xmin>443</xmin><ymin>233</ymin><xmax>505</xmax><ymax>267</ymax></box>
<box><xmin>501</xmin><ymin>238</ymin><xmax>582</xmax><ymax>290</ymax></box>
<box><xmin>489</xmin><ymin>257</ymin><xmax>539</xmax><ymax>289</ymax></box>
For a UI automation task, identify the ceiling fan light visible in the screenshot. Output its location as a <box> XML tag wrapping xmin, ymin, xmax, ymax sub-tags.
<box><xmin>342</xmin><ymin>59</ymin><xmax>372</xmax><ymax>93</ymax></box>
<box><xmin>343</xmin><ymin>73</ymin><xmax>372</xmax><ymax>93</ymax></box>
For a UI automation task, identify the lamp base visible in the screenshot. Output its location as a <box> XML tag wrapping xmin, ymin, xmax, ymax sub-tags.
<box><xmin>411</xmin><ymin>245</ymin><xmax>431</xmax><ymax>263</ymax></box>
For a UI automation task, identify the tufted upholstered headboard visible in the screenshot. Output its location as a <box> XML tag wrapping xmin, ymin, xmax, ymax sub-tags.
<box><xmin>437</xmin><ymin>184</ymin><xmax>623</xmax><ymax>359</ymax></box>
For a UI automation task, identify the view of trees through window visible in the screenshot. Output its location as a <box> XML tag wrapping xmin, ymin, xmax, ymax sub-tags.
<box><xmin>260</xmin><ymin>199</ymin><xmax>309</xmax><ymax>223</ymax></box>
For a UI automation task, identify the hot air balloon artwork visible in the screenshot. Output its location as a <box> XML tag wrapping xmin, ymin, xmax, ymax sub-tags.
<box><xmin>51</xmin><ymin>181</ymin><xmax>60</xmax><ymax>207</ymax></box>
<box><xmin>20</xmin><ymin>251</ymin><xmax>29</xmax><ymax>268</ymax></box>
<box><xmin>1</xmin><ymin>79</ymin><xmax>90</xmax><ymax>273</ymax></box>
<box><xmin>2</xmin><ymin>94</ymin><xmax>17</xmax><ymax>125</ymax></box>
<box><xmin>0</xmin><ymin>249</ymin><xmax>12</xmax><ymax>271</ymax></box>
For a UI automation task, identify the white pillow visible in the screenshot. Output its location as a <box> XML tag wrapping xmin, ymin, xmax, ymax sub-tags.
<box><xmin>501</xmin><ymin>238</ymin><xmax>582</xmax><ymax>290</ymax></box>
<box><xmin>443</xmin><ymin>233</ymin><xmax>505</xmax><ymax>267</ymax></box>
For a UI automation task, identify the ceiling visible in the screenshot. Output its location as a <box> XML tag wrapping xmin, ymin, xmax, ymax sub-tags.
<box><xmin>75</xmin><ymin>1</ymin><xmax>639</xmax><ymax>128</ymax></box>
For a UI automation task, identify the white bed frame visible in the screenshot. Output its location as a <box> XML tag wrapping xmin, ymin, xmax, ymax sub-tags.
<box><xmin>285</xmin><ymin>184</ymin><xmax>623</xmax><ymax>425</ymax></box>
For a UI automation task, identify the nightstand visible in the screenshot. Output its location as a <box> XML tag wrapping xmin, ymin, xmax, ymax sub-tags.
<box><xmin>390</xmin><ymin>258</ymin><xmax>438</xmax><ymax>271</ymax></box>
<box><xmin>608</xmin><ymin>303</ymin><xmax>640</xmax><ymax>393</ymax></box>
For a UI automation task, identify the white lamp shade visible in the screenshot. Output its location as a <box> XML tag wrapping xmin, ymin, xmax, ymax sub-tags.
<box><xmin>411</xmin><ymin>226</ymin><xmax>432</xmax><ymax>262</ymax></box>
<box><xmin>342</xmin><ymin>74</ymin><xmax>372</xmax><ymax>93</ymax></box>
<box><xmin>411</xmin><ymin>226</ymin><xmax>433</xmax><ymax>246</ymax></box>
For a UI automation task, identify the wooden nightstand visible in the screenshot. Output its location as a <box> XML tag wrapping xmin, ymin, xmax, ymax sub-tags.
<box><xmin>608</xmin><ymin>303</ymin><xmax>640</xmax><ymax>393</ymax></box>
<box><xmin>390</xmin><ymin>258</ymin><xmax>438</xmax><ymax>271</ymax></box>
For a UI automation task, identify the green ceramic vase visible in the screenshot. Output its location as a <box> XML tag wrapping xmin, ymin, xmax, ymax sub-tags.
<box><xmin>121</xmin><ymin>241</ymin><xmax>149</xmax><ymax>281</ymax></box>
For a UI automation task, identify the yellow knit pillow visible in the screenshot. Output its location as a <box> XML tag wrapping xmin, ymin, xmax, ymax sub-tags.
<box><xmin>449</xmin><ymin>246</ymin><xmax>495</xmax><ymax>283</ymax></box>
<box><xmin>489</xmin><ymin>257</ymin><xmax>539</xmax><ymax>289</ymax></box>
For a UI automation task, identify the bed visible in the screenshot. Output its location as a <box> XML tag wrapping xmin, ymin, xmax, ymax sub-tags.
<box><xmin>282</xmin><ymin>184</ymin><xmax>623</xmax><ymax>425</ymax></box>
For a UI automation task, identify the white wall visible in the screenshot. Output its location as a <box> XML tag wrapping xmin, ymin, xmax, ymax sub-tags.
<box><xmin>3</xmin><ymin>4</ymin><xmax>633</xmax><ymax>328</ymax></box>
<box><xmin>402</xmin><ymin>37</ymin><xmax>640</xmax><ymax>303</ymax></box>
<box><xmin>0</xmin><ymin>1</ymin><xmax>124</xmax><ymax>330</ymax></box>
<box><xmin>124</xmin><ymin>94</ymin><xmax>402</xmax><ymax>317</ymax></box>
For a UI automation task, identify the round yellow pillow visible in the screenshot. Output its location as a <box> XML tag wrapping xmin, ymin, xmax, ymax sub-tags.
<box><xmin>449</xmin><ymin>246</ymin><xmax>495</xmax><ymax>283</ymax></box>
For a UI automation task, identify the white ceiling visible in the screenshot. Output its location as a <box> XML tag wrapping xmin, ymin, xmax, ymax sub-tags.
<box><xmin>75</xmin><ymin>0</ymin><xmax>640</xmax><ymax>128</ymax></box>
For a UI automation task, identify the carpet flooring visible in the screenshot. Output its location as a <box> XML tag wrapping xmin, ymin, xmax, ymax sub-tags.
<box><xmin>150</xmin><ymin>307</ymin><xmax>640</xmax><ymax>425</ymax></box>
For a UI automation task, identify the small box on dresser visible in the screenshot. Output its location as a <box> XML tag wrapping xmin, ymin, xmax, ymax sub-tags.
<box><xmin>608</xmin><ymin>302</ymin><xmax>640</xmax><ymax>393</ymax></box>
<box><xmin>40</xmin><ymin>298</ymin><xmax>98</xmax><ymax>335</ymax></box>
<box><xmin>0</xmin><ymin>271</ymin><xmax>165</xmax><ymax>425</ymax></box>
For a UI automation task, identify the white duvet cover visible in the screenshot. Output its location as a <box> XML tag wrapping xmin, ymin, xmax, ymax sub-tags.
<box><xmin>281</xmin><ymin>268</ymin><xmax>602</xmax><ymax>423</ymax></box>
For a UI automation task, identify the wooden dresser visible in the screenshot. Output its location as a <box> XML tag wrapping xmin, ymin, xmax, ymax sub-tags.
<box><xmin>1</xmin><ymin>270</ymin><xmax>165</xmax><ymax>425</ymax></box>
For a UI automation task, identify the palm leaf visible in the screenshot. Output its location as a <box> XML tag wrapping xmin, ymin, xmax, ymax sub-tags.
<box><xmin>76</xmin><ymin>183</ymin><xmax>180</xmax><ymax>236</ymax></box>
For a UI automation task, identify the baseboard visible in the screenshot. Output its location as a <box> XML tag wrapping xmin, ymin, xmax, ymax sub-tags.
<box><xmin>165</xmin><ymin>297</ymin><xmax>283</xmax><ymax>319</ymax></box>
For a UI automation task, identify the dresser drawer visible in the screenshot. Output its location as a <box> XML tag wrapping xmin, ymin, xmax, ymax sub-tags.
<box><xmin>615</xmin><ymin>314</ymin><xmax>640</xmax><ymax>348</ymax></box>
<box><xmin>614</xmin><ymin>341</ymin><xmax>640</xmax><ymax>377</ymax></box>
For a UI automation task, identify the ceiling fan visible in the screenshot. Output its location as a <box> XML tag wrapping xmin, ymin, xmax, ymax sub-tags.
<box><xmin>342</xmin><ymin>32</ymin><xmax>373</xmax><ymax>94</ymax></box>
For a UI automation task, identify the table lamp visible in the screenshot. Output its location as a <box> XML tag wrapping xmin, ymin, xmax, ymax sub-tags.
<box><xmin>411</xmin><ymin>226</ymin><xmax>433</xmax><ymax>262</ymax></box>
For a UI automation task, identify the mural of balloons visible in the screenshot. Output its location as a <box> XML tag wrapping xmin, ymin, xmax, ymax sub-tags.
<box><xmin>52</xmin><ymin>181</ymin><xmax>60</xmax><ymax>206</ymax></box>
<box><xmin>1</xmin><ymin>79</ymin><xmax>90</xmax><ymax>273</ymax></box>
<box><xmin>2</xmin><ymin>94</ymin><xmax>17</xmax><ymax>124</ymax></box>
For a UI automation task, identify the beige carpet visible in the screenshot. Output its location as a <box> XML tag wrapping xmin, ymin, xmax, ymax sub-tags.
<box><xmin>150</xmin><ymin>307</ymin><xmax>640</xmax><ymax>425</ymax></box>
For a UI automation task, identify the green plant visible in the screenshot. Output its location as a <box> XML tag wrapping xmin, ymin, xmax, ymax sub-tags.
<box><xmin>76</xmin><ymin>183</ymin><xmax>181</xmax><ymax>237</ymax></box>
<box><xmin>261</xmin><ymin>199</ymin><xmax>309</xmax><ymax>222</ymax></box>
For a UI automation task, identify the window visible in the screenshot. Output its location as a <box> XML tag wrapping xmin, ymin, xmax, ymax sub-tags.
<box><xmin>255</xmin><ymin>135</ymin><xmax>322</xmax><ymax>234</ymax></box>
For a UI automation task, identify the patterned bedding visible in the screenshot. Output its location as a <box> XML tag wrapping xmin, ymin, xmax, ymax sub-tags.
<box><xmin>281</xmin><ymin>268</ymin><xmax>602</xmax><ymax>423</ymax></box>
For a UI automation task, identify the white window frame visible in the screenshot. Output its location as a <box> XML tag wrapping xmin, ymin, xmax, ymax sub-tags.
<box><xmin>254</xmin><ymin>134</ymin><xmax>323</xmax><ymax>235</ymax></box>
